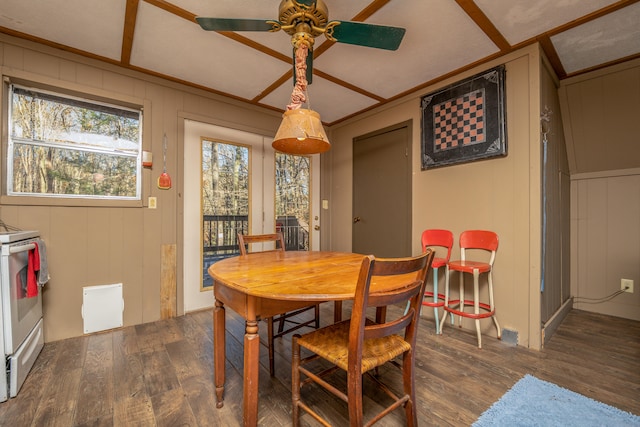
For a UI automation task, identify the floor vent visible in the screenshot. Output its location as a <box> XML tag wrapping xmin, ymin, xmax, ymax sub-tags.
<box><xmin>82</xmin><ymin>283</ymin><xmax>124</xmax><ymax>334</ymax></box>
<box><xmin>502</xmin><ymin>328</ymin><xmax>518</xmax><ymax>346</ymax></box>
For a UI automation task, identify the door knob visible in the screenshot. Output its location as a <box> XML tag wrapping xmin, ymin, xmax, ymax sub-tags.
<box><xmin>353</xmin><ymin>216</ymin><xmax>361</xmax><ymax>223</ymax></box>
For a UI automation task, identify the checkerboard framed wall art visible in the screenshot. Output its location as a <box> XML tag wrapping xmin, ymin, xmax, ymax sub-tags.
<box><xmin>420</xmin><ymin>65</ymin><xmax>507</xmax><ymax>169</ymax></box>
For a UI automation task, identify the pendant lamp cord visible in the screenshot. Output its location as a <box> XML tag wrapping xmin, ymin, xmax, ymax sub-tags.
<box><xmin>163</xmin><ymin>133</ymin><xmax>168</xmax><ymax>173</ymax></box>
<box><xmin>287</xmin><ymin>43</ymin><xmax>310</xmax><ymax>111</ymax></box>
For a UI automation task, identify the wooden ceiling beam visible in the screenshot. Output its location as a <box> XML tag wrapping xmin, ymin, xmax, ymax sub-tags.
<box><xmin>455</xmin><ymin>0</ymin><xmax>511</xmax><ymax>52</ymax></box>
<box><xmin>121</xmin><ymin>0</ymin><xmax>139</xmax><ymax>65</ymax></box>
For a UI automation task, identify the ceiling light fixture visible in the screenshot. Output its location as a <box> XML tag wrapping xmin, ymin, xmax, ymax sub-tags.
<box><xmin>272</xmin><ymin>41</ymin><xmax>330</xmax><ymax>155</ymax></box>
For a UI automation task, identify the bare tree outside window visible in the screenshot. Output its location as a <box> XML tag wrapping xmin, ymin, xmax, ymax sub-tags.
<box><xmin>201</xmin><ymin>139</ymin><xmax>249</xmax><ymax>288</ymax></box>
<box><xmin>275</xmin><ymin>152</ymin><xmax>310</xmax><ymax>251</ymax></box>
<box><xmin>8</xmin><ymin>85</ymin><xmax>141</xmax><ymax>199</ymax></box>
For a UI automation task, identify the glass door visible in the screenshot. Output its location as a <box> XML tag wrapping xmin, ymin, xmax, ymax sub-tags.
<box><xmin>201</xmin><ymin>140</ymin><xmax>250</xmax><ymax>285</ymax></box>
<box><xmin>276</xmin><ymin>153</ymin><xmax>314</xmax><ymax>252</ymax></box>
<box><xmin>183</xmin><ymin>119</ymin><xmax>319</xmax><ymax>312</ymax></box>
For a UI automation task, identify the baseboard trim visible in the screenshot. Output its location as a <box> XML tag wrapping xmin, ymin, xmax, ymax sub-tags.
<box><xmin>541</xmin><ymin>297</ymin><xmax>573</xmax><ymax>347</ymax></box>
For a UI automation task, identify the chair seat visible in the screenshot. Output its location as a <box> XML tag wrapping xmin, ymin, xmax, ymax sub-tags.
<box><xmin>432</xmin><ymin>257</ymin><xmax>448</xmax><ymax>269</ymax></box>
<box><xmin>448</xmin><ymin>260</ymin><xmax>491</xmax><ymax>274</ymax></box>
<box><xmin>296</xmin><ymin>319</ymin><xmax>411</xmax><ymax>374</ymax></box>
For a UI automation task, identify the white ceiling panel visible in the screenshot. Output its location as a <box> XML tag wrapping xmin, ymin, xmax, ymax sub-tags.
<box><xmin>170</xmin><ymin>0</ymin><xmax>276</xmax><ymax>18</ymax></box>
<box><xmin>551</xmin><ymin>3</ymin><xmax>640</xmax><ymax>74</ymax></box>
<box><xmin>131</xmin><ymin>2</ymin><xmax>290</xmax><ymax>100</ymax></box>
<box><xmin>261</xmin><ymin>77</ymin><xmax>378</xmax><ymax>124</ymax></box>
<box><xmin>0</xmin><ymin>0</ymin><xmax>126</xmax><ymax>61</ymax></box>
<box><xmin>315</xmin><ymin>0</ymin><xmax>498</xmax><ymax>99</ymax></box>
<box><xmin>173</xmin><ymin>0</ymin><xmax>292</xmax><ymax>55</ymax></box>
<box><xmin>475</xmin><ymin>0</ymin><xmax>617</xmax><ymax>45</ymax></box>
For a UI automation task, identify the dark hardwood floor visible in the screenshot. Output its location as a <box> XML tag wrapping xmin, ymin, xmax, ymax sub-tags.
<box><xmin>0</xmin><ymin>305</ymin><xmax>638</xmax><ymax>426</ymax></box>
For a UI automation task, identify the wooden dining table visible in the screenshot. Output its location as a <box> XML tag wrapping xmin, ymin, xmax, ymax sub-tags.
<box><xmin>208</xmin><ymin>250</ymin><xmax>369</xmax><ymax>427</ymax></box>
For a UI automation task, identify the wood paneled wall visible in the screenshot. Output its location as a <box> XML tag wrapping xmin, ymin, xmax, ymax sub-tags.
<box><xmin>561</xmin><ymin>59</ymin><xmax>640</xmax><ymax>321</ymax></box>
<box><xmin>540</xmin><ymin>59</ymin><xmax>571</xmax><ymax>326</ymax></box>
<box><xmin>327</xmin><ymin>45</ymin><xmax>546</xmax><ymax>349</ymax></box>
<box><xmin>571</xmin><ymin>170</ymin><xmax>640</xmax><ymax>321</ymax></box>
<box><xmin>0</xmin><ymin>34</ymin><xmax>281</xmax><ymax>342</ymax></box>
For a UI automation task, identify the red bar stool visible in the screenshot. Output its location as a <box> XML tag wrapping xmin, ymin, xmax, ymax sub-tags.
<box><xmin>420</xmin><ymin>229</ymin><xmax>454</xmax><ymax>334</ymax></box>
<box><xmin>439</xmin><ymin>230</ymin><xmax>501</xmax><ymax>348</ymax></box>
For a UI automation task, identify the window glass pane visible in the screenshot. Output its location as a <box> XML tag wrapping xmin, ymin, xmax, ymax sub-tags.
<box><xmin>12</xmin><ymin>142</ymin><xmax>137</xmax><ymax>197</ymax></box>
<box><xmin>275</xmin><ymin>153</ymin><xmax>310</xmax><ymax>251</ymax></box>
<box><xmin>8</xmin><ymin>84</ymin><xmax>141</xmax><ymax>198</ymax></box>
<box><xmin>201</xmin><ymin>139</ymin><xmax>249</xmax><ymax>288</ymax></box>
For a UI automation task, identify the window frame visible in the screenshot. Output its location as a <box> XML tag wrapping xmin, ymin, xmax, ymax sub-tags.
<box><xmin>1</xmin><ymin>73</ymin><xmax>149</xmax><ymax>207</ymax></box>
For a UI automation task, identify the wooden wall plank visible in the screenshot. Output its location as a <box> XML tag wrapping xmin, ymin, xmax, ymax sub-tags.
<box><xmin>161</xmin><ymin>243</ymin><xmax>177</xmax><ymax>319</ymax></box>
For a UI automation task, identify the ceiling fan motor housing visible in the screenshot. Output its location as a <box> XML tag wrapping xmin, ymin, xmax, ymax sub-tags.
<box><xmin>279</xmin><ymin>0</ymin><xmax>329</xmax><ymax>37</ymax></box>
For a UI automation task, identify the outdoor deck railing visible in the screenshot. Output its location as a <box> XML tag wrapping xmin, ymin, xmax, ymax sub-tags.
<box><xmin>202</xmin><ymin>214</ymin><xmax>309</xmax><ymax>254</ymax></box>
<box><xmin>203</xmin><ymin>214</ymin><xmax>247</xmax><ymax>254</ymax></box>
<box><xmin>202</xmin><ymin>214</ymin><xmax>310</xmax><ymax>287</ymax></box>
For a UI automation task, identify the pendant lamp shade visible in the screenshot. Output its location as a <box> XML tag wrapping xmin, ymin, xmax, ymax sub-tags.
<box><xmin>272</xmin><ymin>109</ymin><xmax>331</xmax><ymax>155</ymax></box>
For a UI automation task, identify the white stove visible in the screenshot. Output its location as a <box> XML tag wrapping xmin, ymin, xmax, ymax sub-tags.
<box><xmin>0</xmin><ymin>230</ymin><xmax>40</xmax><ymax>243</ymax></box>
<box><xmin>0</xmin><ymin>229</ymin><xmax>44</xmax><ymax>402</ymax></box>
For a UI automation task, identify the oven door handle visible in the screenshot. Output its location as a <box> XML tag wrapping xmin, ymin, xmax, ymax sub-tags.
<box><xmin>9</xmin><ymin>243</ymin><xmax>36</xmax><ymax>254</ymax></box>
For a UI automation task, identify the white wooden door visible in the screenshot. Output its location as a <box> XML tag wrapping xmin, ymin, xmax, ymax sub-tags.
<box><xmin>183</xmin><ymin>119</ymin><xmax>319</xmax><ymax>312</ymax></box>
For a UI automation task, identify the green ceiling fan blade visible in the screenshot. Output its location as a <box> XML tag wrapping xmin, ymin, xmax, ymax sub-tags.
<box><xmin>195</xmin><ymin>1</ymin><xmax>405</xmax><ymax>89</ymax></box>
<box><xmin>295</xmin><ymin>0</ymin><xmax>318</xmax><ymax>6</ymax></box>
<box><xmin>325</xmin><ymin>21</ymin><xmax>406</xmax><ymax>51</ymax></box>
<box><xmin>195</xmin><ymin>17</ymin><xmax>278</xmax><ymax>32</ymax></box>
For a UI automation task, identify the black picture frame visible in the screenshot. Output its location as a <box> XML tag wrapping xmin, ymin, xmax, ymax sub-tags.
<box><xmin>421</xmin><ymin>65</ymin><xmax>507</xmax><ymax>169</ymax></box>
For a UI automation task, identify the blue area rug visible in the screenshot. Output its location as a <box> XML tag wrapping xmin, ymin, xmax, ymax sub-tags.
<box><xmin>473</xmin><ymin>374</ymin><xmax>640</xmax><ymax>426</ymax></box>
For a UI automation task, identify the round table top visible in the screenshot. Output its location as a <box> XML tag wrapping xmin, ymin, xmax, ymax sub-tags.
<box><xmin>208</xmin><ymin>251</ymin><xmax>368</xmax><ymax>300</ymax></box>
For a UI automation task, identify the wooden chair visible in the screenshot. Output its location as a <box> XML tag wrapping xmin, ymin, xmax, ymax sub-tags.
<box><xmin>292</xmin><ymin>249</ymin><xmax>434</xmax><ymax>427</ymax></box>
<box><xmin>438</xmin><ymin>230</ymin><xmax>501</xmax><ymax>348</ymax></box>
<box><xmin>237</xmin><ymin>232</ymin><xmax>321</xmax><ymax>376</ymax></box>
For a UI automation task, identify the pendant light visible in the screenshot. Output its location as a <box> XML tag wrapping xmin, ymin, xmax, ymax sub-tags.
<box><xmin>272</xmin><ymin>42</ymin><xmax>330</xmax><ymax>155</ymax></box>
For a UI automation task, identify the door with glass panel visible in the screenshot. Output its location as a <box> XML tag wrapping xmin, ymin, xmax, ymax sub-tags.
<box><xmin>274</xmin><ymin>152</ymin><xmax>317</xmax><ymax>253</ymax></box>
<box><xmin>183</xmin><ymin>119</ymin><xmax>319</xmax><ymax>312</ymax></box>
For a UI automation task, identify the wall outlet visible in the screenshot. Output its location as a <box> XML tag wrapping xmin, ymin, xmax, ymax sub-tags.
<box><xmin>621</xmin><ymin>279</ymin><xmax>634</xmax><ymax>293</ymax></box>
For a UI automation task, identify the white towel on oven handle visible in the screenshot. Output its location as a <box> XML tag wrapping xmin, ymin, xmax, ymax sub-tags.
<box><xmin>35</xmin><ymin>238</ymin><xmax>50</xmax><ymax>286</ymax></box>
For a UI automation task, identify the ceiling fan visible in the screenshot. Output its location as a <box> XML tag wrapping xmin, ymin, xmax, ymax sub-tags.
<box><xmin>196</xmin><ymin>0</ymin><xmax>406</xmax><ymax>83</ymax></box>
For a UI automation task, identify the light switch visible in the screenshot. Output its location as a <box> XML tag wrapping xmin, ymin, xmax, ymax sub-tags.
<box><xmin>322</xmin><ymin>199</ymin><xmax>329</xmax><ymax>209</ymax></box>
<box><xmin>148</xmin><ymin>197</ymin><xmax>157</xmax><ymax>209</ymax></box>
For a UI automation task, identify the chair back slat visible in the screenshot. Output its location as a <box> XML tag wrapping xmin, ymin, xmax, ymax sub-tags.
<box><xmin>459</xmin><ymin>230</ymin><xmax>498</xmax><ymax>263</ymax></box>
<box><xmin>364</xmin><ymin>310</ymin><xmax>413</xmax><ymax>339</ymax></box>
<box><xmin>421</xmin><ymin>229</ymin><xmax>454</xmax><ymax>261</ymax></box>
<box><xmin>368</xmin><ymin>282</ymin><xmax>423</xmax><ymax>307</ymax></box>
<box><xmin>459</xmin><ymin>230</ymin><xmax>498</xmax><ymax>251</ymax></box>
<box><xmin>237</xmin><ymin>232</ymin><xmax>285</xmax><ymax>255</ymax></box>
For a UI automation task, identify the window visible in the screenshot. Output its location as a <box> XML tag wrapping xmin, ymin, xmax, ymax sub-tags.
<box><xmin>7</xmin><ymin>84</ymin><xmax>142</xmax><ymax>199</ymax></box>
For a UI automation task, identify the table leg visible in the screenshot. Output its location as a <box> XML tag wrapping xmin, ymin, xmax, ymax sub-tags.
<box><xmin>214</xmin><ymin>299</ymin><xmax>225</xmax><ymax>408</ymax></box>
<box><xmin>334</xmin><ymin>300</ymin><xmax>342</xmax><ymax>323</ymax></box>
<box><xmin>243</xmin><ymin>300</ymin><xmax>260</xmax><ymax>427</ymax></box>
<box><xmin>376</xmin><ymin>306</ymin><xmax>387</xmax><ymax>323</ymax></box>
